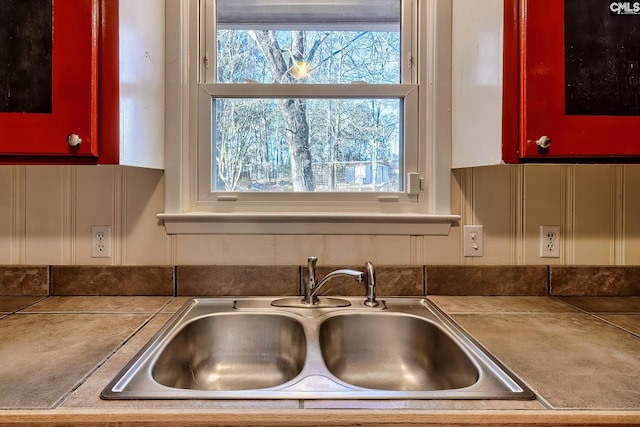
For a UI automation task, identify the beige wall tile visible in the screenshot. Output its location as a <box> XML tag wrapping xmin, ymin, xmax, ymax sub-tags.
<box><xmin>177</xmin><ymin>235</ymin><xmax>412</xmax><ymax>266</ymax></box>
<box><xmin>0</xmin><ymin>167</ymin><xmax>13</xmax><ymax>264</ymax></box>
<box><xmin>573</xmin><ymin>165</ymin><xmax>613</xmax><ymax>264</ymax></box>
<box><xmin>624</xmin><ymin>165</ymin><xmax>640</xmax><ymax>264</ymax></box>
<box><xmin>420</xmin><ymin>172</ymin><xmax>464</xmax><ymax>265</ymax></box>
<box><xmin>122</xmin><ymin>167</ymin><xmax>167</xmax><ymax>265</ymax></box>
<box><xmin>177</xmin><ymin>235</ymin><xmax>277</xmax><ymax>265</ymax></box>
<box><xmin>2</xmin><ymin>161</ymin><xmax>640</xmax><ymax>268</ymax></box>
<box><xmin>468</xmin><ymin>166</ymin><xmax>515</xmax><ymax>264</ymax></box>
<box><xmin>24</xmin><ymin>166</ymin><xmax>64</xmax><ymax>265</ymax></box>
<box><xmin>523</xmin><ymin>165</ymin><xmax>562</xmax><ymax>264</ymax></box>
<box><xmin>450</xmin><ymin>169</ymin><xmax>463</xmax><ymax>217</ymax></box>
<box><xmin>74</xmin><ymin>166</ymin><xmax>116</xmax><ymax>265</ymax></box>
<box><xmin>301</xmin><ymin>235</ymin><xmax>411</xmax><ymax>265</ymax></box>
<box><xmin>423</xmin><ymin>233</ymin><xmax>461</xmax><ymax>265</ymax></box>
<box><xmin>295</xmin><ymin>235</ymin><xmax>411</xmax><ymax>265</ymax></box>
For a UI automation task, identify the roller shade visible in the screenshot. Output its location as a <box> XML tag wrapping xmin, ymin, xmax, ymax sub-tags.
<box><xmin>216</xmin><ymin>0</ymin><xmax>401</xmax><ymax>31</ymax></box>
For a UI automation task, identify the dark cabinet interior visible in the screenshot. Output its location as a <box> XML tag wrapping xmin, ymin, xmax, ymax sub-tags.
<box><xmin>565</xmin><ymin>0</ymin><xmax>640</xmax><ymax>117</ymax></box>
<box><xmin>0</xmin><ymin>0</ymin><xmax>52</xmax><ymax>114</ymax></box>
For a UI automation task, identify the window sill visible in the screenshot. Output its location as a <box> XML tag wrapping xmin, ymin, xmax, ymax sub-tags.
<box><xmin>157</xmin><ymin>212</ymin><xmax>460</xmax><ymax>235</ymax></box>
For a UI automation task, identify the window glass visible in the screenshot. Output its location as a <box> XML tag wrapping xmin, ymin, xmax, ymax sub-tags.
<box><xmin>210</xmin><ymin>0</ymin><xmax>404</xmax><ymax>193</ymax></box>
<box><xmin>212</xmin><ymin>98</ymin><xmax>401</xmax><ymax>192</ymax></box>
<box><xmin>216</xmin><ymin>30</ymin><xmax>400</xmax><ymax>84</ymax></box>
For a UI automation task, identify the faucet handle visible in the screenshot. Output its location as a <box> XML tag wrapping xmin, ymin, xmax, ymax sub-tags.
<box><xmin>305</xmin><ymin>257</ymin><xmax>319</xmax><ymax>304</ymax></box>
<box><xmin>307</xmin><ymin>257</ymin><xmax>318</xmax><ymax>282</ymax></box>
<box><xmin>364</xmin><ymin>261</ymin><xmax>379</xmax><ymax>307</ymax></box>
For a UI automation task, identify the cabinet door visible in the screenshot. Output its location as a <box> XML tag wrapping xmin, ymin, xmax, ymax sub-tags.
<box><xmin>0</xmin><ymin>0</ymin><xmax>98</xmax><ymax>157</ymax></box>
<box><xmin>521</xmin><ymin>0</ymin><xmax>640</xmax><ymax>158</ymax></box>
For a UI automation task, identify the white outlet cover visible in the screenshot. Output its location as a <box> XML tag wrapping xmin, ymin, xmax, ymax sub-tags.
<box><xmin>91</xmin><ymin>225</ymin><xmax>112</xmax><ymax>258</ymax></box>
<box><xmin>463</xmin><ymin>225</ymin><xmax>484</xmax><ymax>257</ymax></box>
<box><xmin>540</xmin><ymin>225</ymin><xmax>560</xmax><ymax>258</ymax></box>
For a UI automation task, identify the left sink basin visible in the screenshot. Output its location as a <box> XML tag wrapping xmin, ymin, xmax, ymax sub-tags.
<box><xmin>152</xmin><ymin>314</ymin><xmax>306</xmax><ymax>391</ymax></box>
<box><xmin>102</xmin><ymin>299</ymin><xmax>313</xmax><ymax>399</ymax></box>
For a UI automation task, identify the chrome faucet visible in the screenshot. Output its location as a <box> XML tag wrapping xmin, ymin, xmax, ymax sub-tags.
<box><xmin>302</xmin><ymin>257</ymin><xmax>378</xmax><ymax>307</ymax></box>
<box><xmin>363</xmin><ymin>260</ymin><xmax>379</xmax><ymax>307</ymax></box>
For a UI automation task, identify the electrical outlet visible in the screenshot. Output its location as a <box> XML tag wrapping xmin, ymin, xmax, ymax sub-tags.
<box><xmin>91</xmin><ymin>225</ymin><xmax>111</xmax><ymax>258</ymax></box>
<box><xmin>463</xmin><ymin>225</ymin><xmax>484</xmax><ymax>257</ymax></box>
<box><xmin>540</xmin><ymin>225</ymin><xmax>560</xmax><ymax>258</ymax></box>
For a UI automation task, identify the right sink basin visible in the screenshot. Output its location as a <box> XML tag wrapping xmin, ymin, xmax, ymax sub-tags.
<box><xmin>319</xmin><ymin>313</ymin><xmax>479</xmax><ymax>391</ymax></box>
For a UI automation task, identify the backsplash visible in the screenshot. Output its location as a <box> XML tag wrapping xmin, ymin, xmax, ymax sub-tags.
<box><xmin>2</xmin><ymin>265</ymin><xmax>638</xmax><ymax>297</ymax></box>
<box><xmin>51</xmin><ymin>266</ymin><xmax>174</xmax><ymax>296</ymax></box>
<box><xmin>1</xmin><ymin>164</ymin><xmax>640</xmax><ymax>266</ymax></box>
<box><xmin>425</xmin><ymin>266</ymin><xmax>548</xmax><ymax>296</ymax></box>
<box><xmin>0</xmin><ymin>266</ymin><xmax>48</xmax><ymax>296</ymax></box>
<box><xmin>550</xmin><ymin>266</ymin><xmax>640</xmax><ymax>296</ymax></box>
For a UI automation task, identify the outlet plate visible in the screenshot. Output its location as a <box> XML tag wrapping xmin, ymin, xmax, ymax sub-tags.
<box><xmin>540</xmin><ymin>225</ymin><xmax>560</xmax><ymax>258</ymax></box>
<box><xmin>91</xmin><ymin>225</ymin><xmax>112</xmax><ymax>258</ymax></box>
<box><xmin>463</xmin><ymin>225</ymin><xmax>484</xmax><ymax>257</ymax></box>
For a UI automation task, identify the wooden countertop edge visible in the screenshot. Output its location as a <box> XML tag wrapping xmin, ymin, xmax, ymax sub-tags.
<box><xmin>0</xmin><ymin>409</ymin><xmax>639</xmax><ymax>426</ymax></box>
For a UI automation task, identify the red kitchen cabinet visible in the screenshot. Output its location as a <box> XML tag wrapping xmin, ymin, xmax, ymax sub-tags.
<box><xmin>0</xmin><ymin>0</ymin><xmax>98</xmax><ymax>159</ymax></box>
<box><xmin>452</xmin><ymin>0</ymin><xmax>640</xmax><ymax>167</ymax></box>
<box><xmin>518</xmin><ymin>0</ymin><xmax>640</xmax><ymax>159</ymax></box>
<box><xmin>0</xmin><ymin>0</ymin><xmax>164</xmax><ymax>168</ymax></box>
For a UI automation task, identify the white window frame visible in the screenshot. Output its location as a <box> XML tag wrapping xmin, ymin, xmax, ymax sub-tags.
<box><xmin>160</xmin><ymin>0</ymin><xmax>459</xmax><ymax>235</ymax></box>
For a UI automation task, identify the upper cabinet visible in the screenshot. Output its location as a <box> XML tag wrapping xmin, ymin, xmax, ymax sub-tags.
<box><xmin>452</xmin><ymin>0</ymin><xmax>640</xmax><ymax>167</ymax></box>
<box><xmin>0</xmin><ymin>0</ymin><xmax>164</xmax><ymax>168</ymax></box>
<box><xmin>521</xmin><ymin>0</ymin><xmax>640</xmax><ymax>159</ymax></box>
<box><xmin>0</xmin><ymin>0</ymin><xmax>98</xmax><ymax>158</ymax></box>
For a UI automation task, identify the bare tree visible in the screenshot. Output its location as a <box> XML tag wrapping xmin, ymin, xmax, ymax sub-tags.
<box><xmin>215</xmin><ymin>29</ymin><xmax>401</xmax><ymax>192</ymax></box>
<box><xmin>215</xmin><ymin>100</ymin><xmax>254</xmax><ymax>191</ymax></box>
<box><xmin>249</xmin><ymin>30</ymin><xmax>316</xmax><ymax>191</ymax></box>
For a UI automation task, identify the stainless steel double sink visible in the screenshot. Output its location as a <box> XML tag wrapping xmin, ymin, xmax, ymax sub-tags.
<box><xmin>101</xmin><ymin>297</ymin><xmax>534</xmax><ymax>400</ymax></box>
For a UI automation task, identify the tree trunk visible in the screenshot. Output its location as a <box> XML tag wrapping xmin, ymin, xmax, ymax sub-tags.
<box><xmin>249</xmin><ymin>30</ymin><xmax>315</xmax><ymax>191</ymax></box>
<box><xmin>279</xmin><ymin>98</ymin><xmax>314</xmax><ymax>191</ymax></box>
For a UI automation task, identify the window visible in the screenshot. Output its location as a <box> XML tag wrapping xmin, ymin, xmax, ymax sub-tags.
<box><xmin>161</xmin><ymin>0</ymin><xmax>457</xmax><ymax>234</ymax></box>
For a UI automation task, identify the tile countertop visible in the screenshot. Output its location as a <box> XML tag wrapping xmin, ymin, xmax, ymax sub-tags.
<box><xmin>0</xmin><ymin>296</ymin><xmax>639</xmax><ymax>426</ymax></box>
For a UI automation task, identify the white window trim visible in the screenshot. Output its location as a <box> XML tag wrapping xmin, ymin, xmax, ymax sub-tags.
<box><xmin>160</xmin><ymin>0</ymin><xmax>459</xmax><ymax>235</ymax></box>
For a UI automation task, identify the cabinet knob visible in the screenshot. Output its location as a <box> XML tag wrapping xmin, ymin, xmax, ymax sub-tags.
<box><xmin>67</xmin><ymin>134</ymin><xmax>82</xmax><ymax>147</ymax></box>
<box><xmin>536</xmin><ymin>136</ymin><xmax>552</xmax><ymax>149</ymax></box>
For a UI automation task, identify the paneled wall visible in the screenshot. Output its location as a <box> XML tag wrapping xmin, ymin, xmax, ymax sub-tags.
<box><xmin>0</xmin><ymin>166</ymin><xmax>167</xmax><ymax>265</ymax></box>
<box><xmin>450</xmin><ymin>165</ymin><xmax>640</xmax><ymax>266</ymax></box>
<box><xmin>1</xmin><ymin>164</ymin><xmax>639</xmax><ymax>266</ymax></box>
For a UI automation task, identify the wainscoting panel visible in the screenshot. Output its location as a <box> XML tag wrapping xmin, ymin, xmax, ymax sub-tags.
<box><xmin>523</xmin><ymin>165</ymin><xmax>562</xmax><ymax>265</ymax></box>
<box><xmin>625</xmin><ymin>166</ymin><xmax>640</xmax><ymax>264</ymax></box>
<box><xmin>24</xmin><ymin>166</ymin><xmax>65</xmax><ymax>265</ymax></box>
<box><xmin>573</xmin><ymin>165</ymin><xmax>615</xmax><ymax>265</ymax></box>
<box><xmin>1</xmin><ymin>164</ymin><xmax>640</xmax><ymax>266</ymax></box>
<box><xmin>0</xmin><ymin>167</ymin><xmax>14</xmax><ymax>263</ymax></box>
